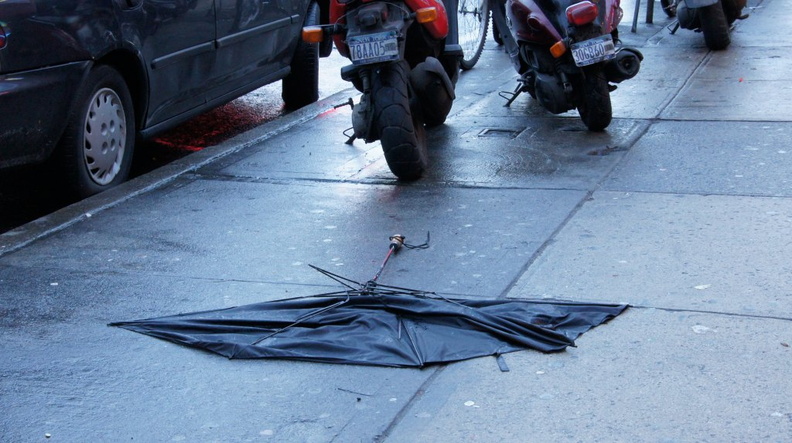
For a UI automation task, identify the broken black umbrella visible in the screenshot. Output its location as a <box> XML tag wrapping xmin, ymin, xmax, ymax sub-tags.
<box><xmin>110</xmin><ymin>234</ymin><xmax>627</xmax><ymax>368</ymax></box>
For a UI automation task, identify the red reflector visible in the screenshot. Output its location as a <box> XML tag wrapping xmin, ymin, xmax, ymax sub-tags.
<box><xmin>0</xmin><ymin>25</ymin><xmax>7</xmax><ymax>49</ymax></box>
<box><xmin>566</xmin><ymin>1</ymin><xmax>599</xmax><ymax>26</ymax></box>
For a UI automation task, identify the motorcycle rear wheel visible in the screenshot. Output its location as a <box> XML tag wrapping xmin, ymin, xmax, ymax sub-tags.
<box><xmin>721</xmin><ymin>0</ymin><xmax>744</xmax><ymax>24</ymax></box>
<box><xmin>577</xmin><ymin>66</ymin><xmax>612</xmax><ymax>132</ymax></box>
<box><xmin>372</xmin><ymin>62</ymin><xmax>428</xmax><ymax>180</ymax></box>
<box><xmin>699</xmin><ymin>0</ymin><xmax>731</xmax><ymax>50</ymax></box>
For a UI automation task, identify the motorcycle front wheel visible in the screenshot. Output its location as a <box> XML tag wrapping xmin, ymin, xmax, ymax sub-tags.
<box><xmin>577</xmin><ymin>66</ymin><xmax>613</xmax><ymax>132</ymax></box>
<box><xmin>699</xmin><ymin>0</ymin><xmax>731</xmax><ymax>50</ymax></box>
<box><xmin>372</xmin><ymin>62</ymin><xmax>428</xmax><ymax>180</ymax></box>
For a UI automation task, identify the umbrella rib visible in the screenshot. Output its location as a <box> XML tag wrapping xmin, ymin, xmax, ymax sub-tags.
<box><xmin>247</xmin><ymin>292</ymin><xmax>351</xmax><ymax>347</ymax></box>
<box><xmin>309</xmin><ymin>264</ymin><xmax>362</xmax><ymax>290</ymax></box>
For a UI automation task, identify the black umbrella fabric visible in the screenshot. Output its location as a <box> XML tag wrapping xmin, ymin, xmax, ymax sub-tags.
<box><xmin>111</xmin><ymin>282</ymin><xmax>627</xmax><ymax>368</ymax></box>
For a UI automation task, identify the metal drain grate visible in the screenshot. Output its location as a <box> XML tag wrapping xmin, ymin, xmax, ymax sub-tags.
<box><xmin>477</xmin><ymin>128</ymin><xmax>522</xmax><ymax>138</ymax></box>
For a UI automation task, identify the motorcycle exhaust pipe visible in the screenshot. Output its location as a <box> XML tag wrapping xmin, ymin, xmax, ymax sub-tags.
<box><xmin>603</xmin><ymin>48</ymin><xmax>644</xmax><ymax>84</ymax></box>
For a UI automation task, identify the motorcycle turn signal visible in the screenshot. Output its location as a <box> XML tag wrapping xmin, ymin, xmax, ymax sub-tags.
<box><xmin>302</xmin><ymin>26</ymin><xmax>324</xmax><ymax>43</ymax></box>
<box><xmin>414</xmin><ymin>7</ymin><xmax>438</xmax><ymax>24</ymax></box>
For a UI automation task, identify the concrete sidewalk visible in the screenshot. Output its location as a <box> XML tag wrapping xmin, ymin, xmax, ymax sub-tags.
<box><xmin>2</xmin><ymin>0</ymin><xmax>790</xmax><ymax>441</ymax></box>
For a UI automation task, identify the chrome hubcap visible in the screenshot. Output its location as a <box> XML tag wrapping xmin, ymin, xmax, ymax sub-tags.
<box><xmin>82</xmin><ymin>88</ymin><xmax>127</xmax><ymax>186</ymax></box>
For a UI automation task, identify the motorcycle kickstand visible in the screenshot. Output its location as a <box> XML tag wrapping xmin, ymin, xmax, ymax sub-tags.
<box><xmin>334</xmin><ymin>98</ymin><xmax>357</xmax><ymax>144</ymax></box>
<box><xmin>343</xmin><ymin>130</ymin><xmax>357</xmax><ymax>145</ymax></box>
<box><xmin>499</xmin><ymin>82</ymin><xmax>525</xmax><ymax>107</ymax></box>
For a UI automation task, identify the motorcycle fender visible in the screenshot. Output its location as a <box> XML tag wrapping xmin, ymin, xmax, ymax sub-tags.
<box><xmin>404</xmin><ymin>0</ymin><xmax>448</xmax><ymax>40</ymax></box>
<box><xmin>683</xmin><ymin>0</ymin><xmax>719</xmax><ymax>8</ymax></box>
<box><xmin>508</xmin><ymin>0</ymin><xmax>563</xmax><ymax>44</ymax></box>
<box><xmin>405</xmin><ymin>0</ymin><xmax>449</xmax><ymax>39</ymax></box>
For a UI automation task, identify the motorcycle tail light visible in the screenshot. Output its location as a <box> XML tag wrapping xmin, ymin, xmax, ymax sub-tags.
<box><xmin>415</xmin><ymin>7</ymin><xmax>438</xmax><ymax>24</ymax></box>
<box><xmin>566</xmin><ymin>1</ymin><xmax>599</xmax><ymax>26</ymax></box>
<box><xmin>302</xmin><ymin>26</ymin><xmax>324</xmax><ymax>43</ymax></box>
<box><xmin>0</xmin><ymin>24</ymin><xmax>6</xmax><ymax>49</ymax></box>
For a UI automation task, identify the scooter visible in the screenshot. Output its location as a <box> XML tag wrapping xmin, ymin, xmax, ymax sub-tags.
<box><xmin>665</xmin><ymin>0</ymin><xmax>747</xmax><ymax>50</ymax></box>
<box><xmin>303</xmin><ymin>0</ymin><xmax>462</xmax><ymax>180</ymax></box>
<box><xmin>492</xmin><ymin>0</ymin><xmax>643</xmax><ymax>131</ymax></box>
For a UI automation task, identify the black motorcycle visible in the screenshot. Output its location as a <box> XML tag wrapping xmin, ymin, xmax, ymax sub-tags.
<box><xmin>303</xmin><ymin>0</ymin><xmax>462</xmax><ymax>180</ymax></box>
<box><xmin>663</xmin><ymin>0</ymin><xmax>748</xmax><ymax>50</ymax></box>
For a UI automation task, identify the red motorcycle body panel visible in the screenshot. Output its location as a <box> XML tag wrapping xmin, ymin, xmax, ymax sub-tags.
<box><xmin>329</xmin><ymin>0</ymin><xmax>350</xmax><ymax>56</ymax></box>
<box><xmin>507</xmin><ymin>0</ymin><xmax>563</xmax><ymax>44</ymax></box>
<box><xmin>329</xmin><ymin>0</ymin><xmax>448</xmax><ymax>57</ymax></box>
<box><xmin>508</xmin><ymin>0</ymin><xmax>622</xmax><ymax>44</ymax></box>
<box><xmin>405</xmin><ymin>0</ymin><xmax>449</xmax><ymax>39</ymax></box>
<box><xmin>603</xmin><ymin>0</ymin><xmax>623</xmax><ymax>32</ymax></box>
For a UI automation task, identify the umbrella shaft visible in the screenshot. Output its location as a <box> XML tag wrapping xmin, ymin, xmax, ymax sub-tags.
<box><xmin>372</xmin><ymin>246</ymin><xmax>396</xmax><ymax>282</ymax></box>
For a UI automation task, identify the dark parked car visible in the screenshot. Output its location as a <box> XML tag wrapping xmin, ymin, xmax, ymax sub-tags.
<box><xmin>0</xmin><ymin>0</ymin><xmax>327</xmax><ymax>197</ymax></box>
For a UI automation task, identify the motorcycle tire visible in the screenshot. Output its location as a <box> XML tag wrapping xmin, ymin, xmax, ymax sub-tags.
<box><xmin>578</xmin><ymin>65</ymin><xmax>613</xmax><ymax>132</ymax></box>
<box><xmin>660</xmin><ymin>0</ymin><xmax>676</xmax><ymax>17</ymax></box>
<box><xmin>282</xmin><ymin>1</ymin><xmax>320</xmax><ymax>109</ymax></box>
<box><xmin>372</xmin><ymin>62</ymin><xmax>428</xmax><ymax>180</ymax></box>
<box><xmin>721</xmin><ymin>0</ymin><xmax>744</xmax><ymax>24</ymax></box>
<box><xmin>699</xmin><ymin>0</ymin><xmax>731</xmax><ymax>50</ymax></box>
<box><xmin>577</xmin><ymin>66</ymin><xmax>612</xmax><ymax>132</ymax></box>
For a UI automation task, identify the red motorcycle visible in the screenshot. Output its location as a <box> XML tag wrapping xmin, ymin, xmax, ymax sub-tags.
<box><xmin>489</xmin><ymin>0</ymin><xmax>643</xmax><ymax>131</ymax></box>
<box><xmin>304</xmin><ymin>0</ymin><xmax>461</xmax><ymax>180</ymax></box>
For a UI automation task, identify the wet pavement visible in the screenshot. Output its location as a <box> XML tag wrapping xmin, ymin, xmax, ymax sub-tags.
<box><xmin>0</xmin><ymin>54</ymin><xmax>351</xmax><ymax>235</ymax></box>
<box><xmin>2</xmin><ymin>0</ymin><xmax>791</xmax><ymax>441</ymax></box>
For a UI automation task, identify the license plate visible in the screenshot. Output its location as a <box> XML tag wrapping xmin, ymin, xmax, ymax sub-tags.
<box><xmin>348</xmin><ymin>31</ymin><xmax>399</xmax><ymax>65</ymax></box>
<box><xmin>570</xmin><ymin>34</ymin><xmax>616</xmax><ymax>67</ymax></box>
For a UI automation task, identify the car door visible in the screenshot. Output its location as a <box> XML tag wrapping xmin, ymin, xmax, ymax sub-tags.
<box><xmin>210</xmin><ymin>0</ymin><xmax>304</xmax><ymax>102</ymax></box>
<box><xmin>141</xmin><ymin>0</ymin><xmax>216</xmax><ymax>127</ymax></box>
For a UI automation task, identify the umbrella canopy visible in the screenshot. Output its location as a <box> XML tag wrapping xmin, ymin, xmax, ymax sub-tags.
<box><xmin>111</xmin><ymin>279</ymin><xmax>627</xmax><ymax>368</ymax></box>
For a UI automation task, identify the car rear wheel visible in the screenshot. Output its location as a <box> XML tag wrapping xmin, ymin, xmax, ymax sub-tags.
<box><xmin>282</xmin><ymin>1</ymin><xmax>320</xmax><ymax>110</ymax></box>
<box><xmin>55</xmin><ymin>64</ymin><xmax>135</xmax><ymax>198</ymax></box>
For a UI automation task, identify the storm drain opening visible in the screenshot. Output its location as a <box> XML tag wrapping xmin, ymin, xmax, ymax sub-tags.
<box><xmin>477</xmin><ymin>128</ymin><xmax>523</xmax><ymax>139</ymax></box>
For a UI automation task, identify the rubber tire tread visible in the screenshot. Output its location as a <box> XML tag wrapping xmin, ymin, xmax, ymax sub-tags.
<box><xmin>699</xmin><ymin>0</ymin><xmax>731</xmax><ymax>50</ymax></box>
<box><xmin>372</xmin><ymin>62</ymin><xmax>427</xmax><ymax>180</ymax></box>
<box><xmin>660</xmin><ymin>0</ymin><xmax>676</xmax><ymax>17</ymax></box>
<box><xmin>721</xmin><ymin>0</ymin><xmax>743</xmax><ymax>24</ymax></box>
<box><xmin>459</xmin><ymin>0</ymin><xmax>489</xmax><ymax>70</ymax></box>
<box><xmin>491</xmin><ymin>7</ymin><xmax>504</xmax><ymax>45</ymax></box>
<box><xmin>55</xmin><ymin>64</ymin><xmax>135</xmax><ymax>198</ymax></box>
<box><xmin>578</xmin><ymin>66</ymin><xmax>613</xmax><ymax>132</ymax></box>
<box><xmin>282</xmin><ymin>1</ymin><xmax>320</xmax><ymax>109</ymax></box>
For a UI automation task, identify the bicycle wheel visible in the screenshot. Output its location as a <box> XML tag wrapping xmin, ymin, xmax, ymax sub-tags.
<box><xmin>457</xmin><ymin>0</ymin><xmax>489</xmax><ymax>70</ymax></box>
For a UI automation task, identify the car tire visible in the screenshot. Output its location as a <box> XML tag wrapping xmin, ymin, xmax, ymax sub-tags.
<box><xmin>282</xmin><ymin>1</ymin><xmax>320</xmax><ymax>110</ymax></box>
<box><xmin>55</xmin><ymin>64</ymin><xmax>136</xmax><ymax>198</ymax></box>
